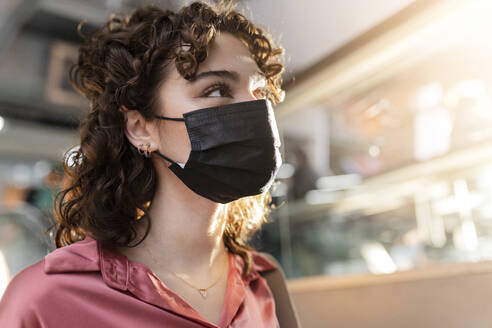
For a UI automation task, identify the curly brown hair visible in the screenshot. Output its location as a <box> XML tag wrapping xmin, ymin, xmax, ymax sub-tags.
<box><xmin>49</xmin><ymin>0</ymin><xmax>285</xmax><ymax>278</ymax></box>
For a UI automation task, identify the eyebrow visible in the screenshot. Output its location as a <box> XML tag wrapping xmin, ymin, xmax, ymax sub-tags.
<box><xmin>187</xmin><ymin>70</ymin><xmax>239</xmax><ymax>83</ymax></box>
<box><xmin>187</xmin><ymin>69</ymin><xmax>266</xmax><ymax>83</ymax></box>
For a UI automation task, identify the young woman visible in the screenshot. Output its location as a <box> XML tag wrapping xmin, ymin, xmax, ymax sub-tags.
<box><xmin>0</xmin><ymin>1</ymin><xmax>300</xmax><ymax>327</ymax></box>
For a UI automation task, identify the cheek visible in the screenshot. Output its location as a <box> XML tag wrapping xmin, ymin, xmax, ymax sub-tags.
<box><xmin>156</xmin><ymin>72</ymin><xmax>197</xmax><ymax>162</ymax></box>
<box><xmin>158</xmin><ymin>122</ymin><xmax>192</xmax><ymax>163</ymax></box>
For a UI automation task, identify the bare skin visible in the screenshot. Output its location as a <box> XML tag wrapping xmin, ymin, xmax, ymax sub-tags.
<box><xmin>116</xmin><ymin>31</ymin><xmax>268</xmax><ymax>325</ymax></box>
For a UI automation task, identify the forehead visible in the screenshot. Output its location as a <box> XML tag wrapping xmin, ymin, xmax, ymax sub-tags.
<box><xmin>195</xmin><ymin>31</ymin><xmax>258</xmax><ymax>75</ymax></box>
<box><xmin>164</xmin><ymin>31</ymin><xmax>259</xmax><ymax>82</ymax></box>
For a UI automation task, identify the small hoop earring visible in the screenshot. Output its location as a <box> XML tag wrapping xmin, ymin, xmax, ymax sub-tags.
<box><xmin>137</xmin><ymin>144</ymin><xmax>144</xmax><ymax>155</ymax></box>
<box><xmin>144</xmin><ymin>144</ymin><xmax>151</xmax><ymax>158</ymax></box>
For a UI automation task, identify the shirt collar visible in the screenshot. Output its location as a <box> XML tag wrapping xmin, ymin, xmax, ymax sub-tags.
<box><xmin>44</xmin><ymin>235</ymin><xmax>278</xmax><ymax>279</ymax></box>
<box><xmin>44</xmin><ymin>235</ymin><xmax>278</xmax><ymax>327</ymax></box>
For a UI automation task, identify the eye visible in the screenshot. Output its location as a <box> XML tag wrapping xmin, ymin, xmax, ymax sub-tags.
<box><xmin>201</xmin><ymin>82</ymin><xmax>233</xmax><ymax>98</ymax></box>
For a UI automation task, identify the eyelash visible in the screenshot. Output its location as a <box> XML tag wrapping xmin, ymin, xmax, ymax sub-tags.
<box><xmin>201</xmin><ymin>81</ymin><xmax>233</xmax><ymax>98</ymax></box>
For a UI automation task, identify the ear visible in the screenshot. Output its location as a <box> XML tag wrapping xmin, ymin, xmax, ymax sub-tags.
<box><xmin>121</xmin><ymin>106</ymin><xmax>157</xmax><ymax>152</ymax></box>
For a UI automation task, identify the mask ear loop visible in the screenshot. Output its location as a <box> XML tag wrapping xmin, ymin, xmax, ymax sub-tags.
<box><xmin>151</xmin><ymin>114</ymin><xmax>185</xmax><ymax>166</ymax></box>
<box><xmin>154</xmin><ymin>151</ymin><xmax>178</xmax><ymax>165</ymax></box>
<box><xmin>153</xmin><ymin>114</ymin><xmax>185</xmax><ymax>122</ymax></box>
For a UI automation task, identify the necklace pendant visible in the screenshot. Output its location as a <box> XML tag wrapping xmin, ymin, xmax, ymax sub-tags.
<box><xmin>198</xmin><ymin>289</ymin><xmax>207</xmax><ymax>299</ymax></box>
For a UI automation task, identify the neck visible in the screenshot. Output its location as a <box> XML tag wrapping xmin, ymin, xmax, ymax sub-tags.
<box><xmin>116</xmin><ymin>165</ymin><xmax>229</xmax><ymax>277</ymax></box>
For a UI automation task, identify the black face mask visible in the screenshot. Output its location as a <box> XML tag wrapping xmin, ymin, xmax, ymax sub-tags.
<box><xmin>151</xmin><ymin>98</ymin><xmax>283</xmax><ymax>204</ymax></box>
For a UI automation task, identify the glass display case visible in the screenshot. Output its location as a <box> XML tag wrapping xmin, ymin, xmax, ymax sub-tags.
<box><xmin>265</xmin><ymin>0</ymin><xmax>492</xmax><ymax>280</ymax></box>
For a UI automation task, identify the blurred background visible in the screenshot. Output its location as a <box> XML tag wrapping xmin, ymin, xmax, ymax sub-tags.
<box><xmin>3</xmin><ymin>0</ymin><xmax>492</xmax><ymax>326</ymax></box>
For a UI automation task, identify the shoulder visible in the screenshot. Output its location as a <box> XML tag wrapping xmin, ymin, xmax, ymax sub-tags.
<box><xmin>2</xmin><ymin>258</ymin><xmax>50</xmax><ymax>300</ymax></box>
<box><xmin>0</xmin><ymin>258</ymin><xmax>51</xmax><ymax>326</ymax></box>
<box><xmin>251</xmin><ymin>251</ymin><xmax>302</xmax><ymax>328</ymax></box>
<box><xmin>0</xmin><ymin>238</ymin><xmax>101</xmax><ymax>326</ymax></box>
<box><xmin>251</xmin><ymin>250</ymin><xmax>281</xmax><ymax>273</ymax></box>
<box><xmin>250</xmin><ymin>250</ymin><xmax>290</xmax><ymax>295</ymax></box>
<box><xmin>254</xmin><ymin>251</ymin><xmax>281</xmax><ymax>270</ymax></box>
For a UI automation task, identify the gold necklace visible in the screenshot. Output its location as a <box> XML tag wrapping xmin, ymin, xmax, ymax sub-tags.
<box><xmin>143</xmin><ymin>244</ymin><xmax>227</xmax><ymax>299</ymax></box>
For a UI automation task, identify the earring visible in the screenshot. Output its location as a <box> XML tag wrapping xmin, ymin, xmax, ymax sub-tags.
<box><xmin>138</xmin><ymin>143</ymin><xmax>152</xmax><ymax>158</ymax></box>
<box><xmin>144</xmin><ymin>144</ymin><xmax>152</xmax><ymax>158</ymax></box>
<box><xmin>137</xmin><ymin>144</ymin><xmax>145</xmax><ymax>156</ymax></box>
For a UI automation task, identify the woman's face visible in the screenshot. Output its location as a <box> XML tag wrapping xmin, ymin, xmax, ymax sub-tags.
<box><xmin>152</xmin><ymin>31</ymin><xmax>268</xmax><ymax>165</ymax></box>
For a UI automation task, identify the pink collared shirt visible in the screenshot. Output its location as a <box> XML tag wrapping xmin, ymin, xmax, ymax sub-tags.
<box><xmin>0</xmin><ymin>236</ymin><xmax>280</xmax><ymax>327</ymax></box>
